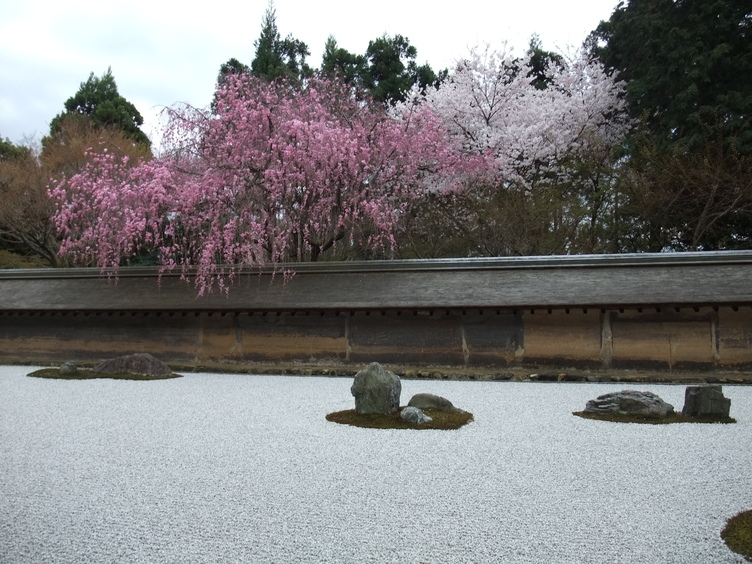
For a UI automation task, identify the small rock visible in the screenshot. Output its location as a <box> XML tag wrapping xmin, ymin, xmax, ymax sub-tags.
<box><xmin>400</xmin><ymin>406</ymin><xmax>432</xmax><ymax>424</ymax></box>
<box><xmin>682</xmin><ymin>385</ymin><xmax>731</xmax><ymax>418</ymax></box>
<box><xmin>584</xmin><ymin>390</ymin><xmax>674</xmax><ymax>416</ymax></box>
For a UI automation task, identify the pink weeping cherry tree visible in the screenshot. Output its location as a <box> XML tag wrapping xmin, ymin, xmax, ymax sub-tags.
<box><xmin>50</xmin><ymin>75</ymin><xmax>480</xmax><ymax>294</ymax></box>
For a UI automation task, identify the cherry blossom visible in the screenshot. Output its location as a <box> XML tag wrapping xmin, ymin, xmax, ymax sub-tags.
<box><xmin>399</xmin><ymin>44</ymin><xmax>631</xmax><ymax>191</ymax></box>
<box><xmin>50</xmin><ymin>76</ymin><xmax>474</xmax><ymax>294</ymax></box>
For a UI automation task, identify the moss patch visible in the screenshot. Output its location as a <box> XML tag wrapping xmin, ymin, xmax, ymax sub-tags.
<box><xmin>0</xmin><ymin>250</ymin><xmax>48</xmax><ymax>269</ymax></box>
<box><xmin>722</xmin><ymin>510</ymin><xmax>752</xmax><ymax>562</ymax></box>
<box><xmin>27</xmin><ymin>368</ymin><xmax>182</xmax><ymax>381</ymax></box>
<box><xmin>572</xmin><ymin>411</ymin><xmax>735</xmax><ymax>424</ymax></box>
<box><xmin>326</xmin><ymin>408</ymin><xmax>473</xmax><ymax>430</ymax></box>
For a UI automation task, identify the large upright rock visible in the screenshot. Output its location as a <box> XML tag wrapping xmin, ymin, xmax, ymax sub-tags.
<box><xmin>682</xmin><ymin>385</ymin><xmax>731</xmax><ymax>417</ymax></box>
<box><xmin>351</xmin><ymin>362</ymin><xmax>401</xmax><ymax>414</ymax></box>
<box><xmin>584</xmin><ymin>390</ymin><xmax>674</xmax><ymax>416</ymax></box>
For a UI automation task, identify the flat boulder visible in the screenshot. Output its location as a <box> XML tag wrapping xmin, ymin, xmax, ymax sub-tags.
<box><xmin>351</xmin><ymin>362</ymin><xmax>401</xmax><ymax>414</ymax></box>
<box><xmin>682</xmin><ymin>385</ymin><xmax>731</xmax><ymax>417</ymax></box>
<box><xmin>584</xmin><ymin>390</ymin><xmax>674</xmax><ymax>417</ymax></box>
<box><xmin>408</xmin><ymin>393</ymin><xmax>459</xmax><ymax>412</ymax></box>
<box><xmin>93</xmin><ymin>353</ymin><xmax>174</xmax><ymax>377</ymax></box>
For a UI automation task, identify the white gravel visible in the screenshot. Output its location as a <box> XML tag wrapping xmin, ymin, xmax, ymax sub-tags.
<box><xmin>1</xmin><ymin>366</ymin><xmax>750</xmax><ymax>563</ymax></box>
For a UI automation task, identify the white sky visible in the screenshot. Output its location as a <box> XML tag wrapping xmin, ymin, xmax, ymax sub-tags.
<box><xmin>0</xmin><ymin>0</ymin><xmax>619</xmax><ymax>147</ymax></box>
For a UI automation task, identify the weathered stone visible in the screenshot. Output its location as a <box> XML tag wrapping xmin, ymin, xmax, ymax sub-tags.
<box><xmin>92</xmin><ymin>353</ymin><xmax>173</xmax><ymax>376</ymax></box>
<box><xmin>682</xmin><ymin>385</ymin><xmax>731</xmax><ymax>417</ymax></box>
<box><xmin>408</xmin><ymin>393</ymin><xmax>457</xmax><ymax>412</ymax></box>
<box><xmin>350</xmin><ymin>362</ymin><xmax>401</xmax><ymax>414</ymax></box>
<box><xmin>584</xmin><ymin>390</ymin><xmax>674</xmax><ymax>416</ymax></box>
<box><xmin>58</xmin><ymin>361</ymin><xmax>78</xmax><ymax>376</ymax></box>
<box><xmin>400</xmin><ymin>406</ymin><xmax>432</xmax><ymax>424</ymax></box>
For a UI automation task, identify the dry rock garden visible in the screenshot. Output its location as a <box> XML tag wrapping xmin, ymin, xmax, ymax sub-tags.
<box><xmin>2</xmin><ymin>363</ymin><xmax>750</xmax><ymax>562</ymax></box>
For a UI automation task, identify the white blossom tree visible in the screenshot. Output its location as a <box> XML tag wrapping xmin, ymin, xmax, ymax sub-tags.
<box><xmin>396</xmin><ymin>44</ymin><xmax>632</xmax><ymax>256</ymax></box>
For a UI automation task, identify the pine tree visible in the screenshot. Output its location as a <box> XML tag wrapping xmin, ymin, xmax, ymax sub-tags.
<box><xmin>47</xmin><ymin>68</ymin><xmax>149</xmax><ymax>148</ymax></box>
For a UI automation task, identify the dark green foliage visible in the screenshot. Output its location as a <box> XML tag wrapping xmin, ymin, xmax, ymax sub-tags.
<box><xmin>722</xmin><ymin>510</ymin><xmax>752</xmax><ymax>562</ymax></box>
<box><xmin>361</xmin><ymin>34</ymin><xmax>440</xmax><ymax>103</ymax></box>
<box><xmin>218</xmin><ymin>57</ymin><xmax>250</xmax><ymax>83</ymax></box>
<box><xmin>326</xmin><ymin>408</ymin><xmax>474</xmax><ymax>430</ymax></box>
<box><xmin>526</xmin><ymin>35</ymin><xmax>563</xmax><ymax>90</ymax></box>
<box><xmin>589</xmin><ymin>0</ymin><xmax>752</xmax><ymax>251</ymax></box>
<box><xmin>321</xmin><ymin>34</ymin><xmax>444</xmax><ymax>104</ymax></box>
<box><xmin>590</xmin><ymin>0</ymin><xmax>752</xmax><ymax>154</ymax></box>
<box><xmin>0</xmin><ymin>137</ymin><xmax>31</xmax><ymax>161</ymax></box>
<box><xmin>361</xmin><ymin>34</ymin><xmax>417</xmax><ymax>103</ymax></box>
<box><xmin>47</xmin><ymin>68</ymin><xmax>150</xmax><ymax>148</ymax></box>
<box><xmin>320</xmin><ymin>35</ymin><xmax>367</xmax><ymax>87</ymax></box>
<box><xmin>250</xmin><ymin>1</ymin><xmax>311</xmax><ymax>84</ymax></box>
<box><xmin>222</xmin><ymin>4</ymin><xmax>440</xmax><ymax>105</ymax></box>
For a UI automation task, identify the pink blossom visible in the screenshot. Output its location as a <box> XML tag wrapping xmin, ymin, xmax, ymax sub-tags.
<box><xmin>51</xmin><ymin>76</ymin><xmax>476</xmax><ymax>295</ymax></box>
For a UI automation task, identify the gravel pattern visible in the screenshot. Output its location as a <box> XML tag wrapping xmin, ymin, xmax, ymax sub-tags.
<box><xmin>1</xmin><ymin>366</ymin><xmax>750</xmax><ymax>563</ymax></box>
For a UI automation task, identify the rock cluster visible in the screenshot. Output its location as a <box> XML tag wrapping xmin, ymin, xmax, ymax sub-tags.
<box><xmin>350</xmin><ymin>363</ymin><xmax>464</xmax><ymax>424</ymax></box>
<box><xmin>584</xmin><ymin>390</ymin><xmax>674</xmax><ymax>416</ymax></box>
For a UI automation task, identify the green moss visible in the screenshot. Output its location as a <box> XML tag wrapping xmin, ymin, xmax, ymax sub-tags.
<box><xmin>722</xmin><ymin>510</ymin><xmax>752</xmax><ymax>562</ymax></box>
<box><xmin>326</xmin><ymin>408</ymin><xmax>473</xmax><ymax>430</ymax></box>
<box><xmin>0</xmin><ymin>250</ymin><xmax>48</xmax><ymax>269</ymax></box>
<box><xmin>27</xmin><ymin>368</ymin><xmax>182</xmax><ymax>381</ymax></box>
<box><xmin>572</xmin><ymin>411</ymin><xmax>736</xmax><ymax>424</ymax></box>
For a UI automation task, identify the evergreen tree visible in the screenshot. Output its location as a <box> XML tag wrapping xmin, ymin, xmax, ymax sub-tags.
<box><xmin>47</xmin><ymin>68</ymin><xmax>150</xmax><ymax>148</ymax></box>
<box><xmin>0</xmin><ymin>136</ymin><xmax>30</xmax><ymax>161</ymax></box>
<box><xmin>361</xmin><ymin>34</ymin><xmax>440</xmax><ymax>103</ymax></box>
<box><xmin>250</xmin><ymin>1</ymin><xmax>311</xmax><ymax>84</ymax></box>
<box><xmin>590</xmin><ymin>0</ymin><xmax>752</xmax><ymax>154</ymax></box>
<box><xmin>217</xmin><ymin>57</ymin><xmax>250</xmax><ymax>84</ymax></box>
<box><xmin>590</xmin><ymin>0</ymin><xmax>752</xmax><ymax>250</ymax></box>
<box><xmin>320</xmin><ymin>36</ymin><xmax>366</xmax><ymax>88</ymax></box>
<box><xmin>526</xmin><ymin>35</ymin><xmax>563</xmax><ymax>90</ymax></box>
<box><xmin>321</xmin><ymin>34</ymin><xmax>443</xmax><ymax>103</ymax></box>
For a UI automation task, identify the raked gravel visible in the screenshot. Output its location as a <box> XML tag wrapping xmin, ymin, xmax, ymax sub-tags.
<box><xmin>1</xmin><ymin>366</ymin><xmax>750</xmax><ymax>563</ymax></box>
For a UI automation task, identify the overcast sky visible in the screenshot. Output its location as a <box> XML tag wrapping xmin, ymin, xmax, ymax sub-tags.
<box><xmin>0</xmin><ymin>0</ymin><xmax>619</xmax><ymax>147</ymax></box>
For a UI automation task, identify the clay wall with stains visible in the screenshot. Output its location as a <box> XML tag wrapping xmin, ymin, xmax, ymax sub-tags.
<box><xmin>2</xmin><ymin>306</ymin><xmax>751</xmax><ymax>371</ymax></box>
<box><xmin>2</xmin><ymin>253</ymin><xmax>752</xmax><ymax>371</ymax></box>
